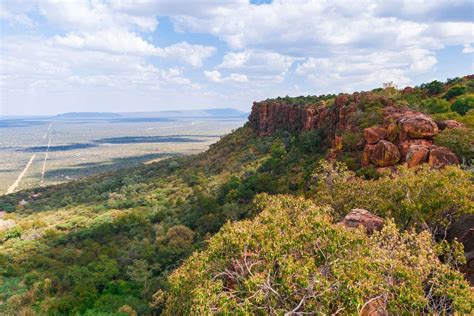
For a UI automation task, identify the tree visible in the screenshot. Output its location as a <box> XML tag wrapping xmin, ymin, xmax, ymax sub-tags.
<box><xmin>421</xmin><ymin>80</ymin><xmax>443</xmax><ymax>95</ymax></box>
<box><xmin>444</xmin><ymin>85</ymin><xmax>468</xmax><ymax>100</ymax></box>
<box><xmin>127</xmin><ymin>260</ymin><xmax>153</xmax><ymax>297</ymax></box>
<box><xmin>451</xmin><ymin>94</ymin><xmax>474</xmax><ymax>115</ymax></box>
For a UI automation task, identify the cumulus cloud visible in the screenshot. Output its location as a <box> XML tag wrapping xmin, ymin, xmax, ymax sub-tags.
<box><xmin>169</xmin><ymin>0</ymin><xmax>472</xmax><ymax>87</ymax></box>
<box><xmin>54</xmin><ymin>30</ymin><xmax>215</xmax><ymax>67</ymax></box>
<box><xmin>218</xmin><ymin>50</ymin><xmax>295</xmax><ymax>84</ymax></box>
<box><xmin>295</xmin><ymin>49</ymin><xmax>439</xmax><ymax>91</ymax></box>
<box><xmin>204</xmin><ymin>70</ymin><xmax>248</xmax><ymax>83</ymax></box>
<box><xmin>1</xmin><ymin>0</ymin><xmax>473</xmax><ymax>114</ymax></box>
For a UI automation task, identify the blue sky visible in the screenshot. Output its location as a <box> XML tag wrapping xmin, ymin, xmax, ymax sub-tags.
<box><xmin>1</xmin><ymin>0</ymin><xmax>473</xmax><ymax>115</ymax></box>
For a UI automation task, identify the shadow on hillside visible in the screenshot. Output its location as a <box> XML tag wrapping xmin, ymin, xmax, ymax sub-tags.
<box><xmin>44</xmin><ymin>152</ymin><xmax>179</xmax><ymax>180</ymax></box>
<box><xmin>0</xmin><ymin>120</ymin><xmax>49</xmax><ymax>128</ymax></box>
<box><xmin>19</xmin><ymin>143</ymin><xmax>98</xmax><ymax>152</ymax></box>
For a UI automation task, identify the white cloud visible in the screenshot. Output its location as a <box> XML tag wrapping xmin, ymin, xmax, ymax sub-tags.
<box><xmin>204</xmin><ymin>70</ymin><xmax>248</xmax><ymax>83</ymax></box>
<box><xmin>204</xmin><ymin>70</ymin><xmax>222</xmax><ymax>83</ymax></box>
<box><xmin>170</xmin><ymin>0</ymin><xmax>472</xmax><ymax>86</ymax></box>
<box><xmin>157</xmin><ymin>42</ymin><xmax>216</xmax><ymax>67</ymax></box>
<box><xmin>295</xmin><ymin>49</ymin><xmax>438</xmax><ymax>91</ymax></box>
<box><xmin>0</xmin><ymin>36</ymin><xmax>195</xmax><ymax>95</ymax></box>
<box><xmin>54</xmin><ymin>30</ymin><xmax>215</xmax><ymax>67</ymax></box>
<box><xmin>54</xmin><ymin>29</ymin><xmax>159</xmax><ymax>55</ymax></box>
<box><xmin>462</xmin><ymin>44</ymin><xmax>474</xmax><ymax>54</ymax></box>
<box><xmin>228</xmin><ymin>73</ymin><xmax>248</xmax><ymax>83</ymax></box>
<box><xmin>218</xmin><ymin>50</ymin><xmax>295</xmax><ymax>84</ymax></box>
<box><xmin>38</xmin><ymin>0</ymin><xmax>158</xmax><ymax>32</ymax></box>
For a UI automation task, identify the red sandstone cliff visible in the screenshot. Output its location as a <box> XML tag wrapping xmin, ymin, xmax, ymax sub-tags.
<box><xmin>248</xmin><ymin>93</ymin><xmax>463</xmax><ymax>169</ymax></box>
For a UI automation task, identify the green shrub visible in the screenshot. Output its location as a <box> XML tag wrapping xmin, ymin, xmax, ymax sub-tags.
<box><xmin>4</xmin><ymin>227</ymin><xmax>22</xmax><ymax>240</ymax></box>
<box><xmin>435</xmin><ymin>128</ymin><xmax>474</xmax><ymax>163</ymax></box>
<box><xmin>311</xmin><ymin>161</ymin><xmax>474</xmax><ymax>234</ymax></box>
<box><xmin>451</xmin><ymin>94</ymin><xmax>474</xmax><ymax>115</ymax></box>
<box><xmin>444</xmin><ymin>85</ymin><xmax>468</xmax><ymax>100</ymax></box>
<box><xmin>419</xmin><ymin>98</ymin><xmax>451</xmax><ymax>113</ymax></box>
<box><xmin>163</xmin><ymin>194</ymin><xmax>472</xmax><ymax>315</ymax></box>
<box><xmin>421</xmin><ymin>80</ymin><xmax>444</xmax><ymax>95</ymax></box>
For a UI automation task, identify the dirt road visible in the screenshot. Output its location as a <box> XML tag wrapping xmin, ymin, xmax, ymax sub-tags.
<box><xmin>6</xmin><ymin>154</ymin><xmax>36</xmax><ymax>194</ymax></box>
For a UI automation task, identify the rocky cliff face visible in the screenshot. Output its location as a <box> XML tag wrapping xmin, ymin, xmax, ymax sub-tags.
<box><xmin>248</xmin><ymin>94</ymin><xmax>463</xmax><ymax>169</ymax></box>
<box><xmin>248</xmin><ymin>94</ymin><xmax>360</xmax><ymax>137</ymax></box>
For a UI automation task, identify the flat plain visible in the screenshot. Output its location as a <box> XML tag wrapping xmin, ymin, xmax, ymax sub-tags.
<box><xmin>0</xmin><ymin>116</ymin><xmax>246</xmax><ymax>195</ymax></box>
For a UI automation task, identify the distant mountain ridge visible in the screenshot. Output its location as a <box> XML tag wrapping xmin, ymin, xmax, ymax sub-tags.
<box><xmin>55</xmin><ymin>108</ymin><xmax>247</xmax><ymax>119</ymax></box>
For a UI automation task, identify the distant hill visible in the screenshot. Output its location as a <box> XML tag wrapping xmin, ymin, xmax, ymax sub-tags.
<box><xmin>55</xmin><ymin>112</ymin><xmax>122</xmax><ymax>119</ymax></box>
<box><xmin>54</xmin><ymin>108</ymin><xmax>247</xmax><ymax>120</ymax></box>
<box><xmin>123</xmin><ymin>108</ymin><xmax>247</xmax><ymax>118</ymax></box>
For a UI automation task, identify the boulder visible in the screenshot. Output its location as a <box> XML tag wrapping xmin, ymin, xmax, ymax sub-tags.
<box><xmin>406</xmin><ymin>145</ymin><xmax>430</xmax><ymax>168</ymax></box>
<box><xmin>385</xmin><ymin>123</ymin><xmax>398</xmax><ymax>143</ymax></box>
<box><xmin>398</xmin><ymin>139</ymin><xmax>433</xmax><ymax>158</ymax></box>
<box><xmin>447</xmin><ymin>215</ymin><xmax>474</xmax><ymax>286</ymax></box>
<box><xmin>437</xmin><ymin>120</ymin><xmax>464</xmax><ymax>130</ymax></box>
<box><xmin>369</xmin><ymin>140</ymin><xmax>401</xmax><ymax>167</ymax></box>
<box><xmin>362</xmin><ymin>144</ymin><xmax>376</xmax><ymax>167</ymax></box>
<box><xmin>428</xmin><ymin>146</ymin><xmax>460</xmax><ymax>168</ymax></box>
<box><xmin>364</xmin><ymin>127</ymin><xmax>387</xmax><ymax>144</ymax></box>
<box><xmin>340</xmin><ymin>209</ymin><xmax>384</xmax><ymax>235</ymax></box>
<box><xmin>398</xmin><ymin>114</ymin><xmax>439</xmax><ymax>138</ymax></box>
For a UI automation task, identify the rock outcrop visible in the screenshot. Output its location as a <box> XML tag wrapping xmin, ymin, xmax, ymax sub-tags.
<box><xmin>398</xmin><ymin>113</ymin><xmax>439</xmax><ymax>138</ymax></box>
<box><xmin>364</xmin><ymin>127</ymin><xmax>388</xmax><ymax>144</ymax></box>
<box><xmin>248</xmin><ymin>94</ymin><xmax>374</xmax><ymax>137</ymax></box>
<box><xmin>406</xmin><ymin>145</ymin><xmax>430</xmax><ymax>168</ymax></box>
<box><xmin>428</xmin><ymin>146</ymin><xmax>461</xmax><ymax>168</ymax></box>
<box><xmin>360</xmin><ymin>107</ymin><xmax>460</xmax><ymax>169</ymax></box>
<box><xmin>340</xmin><ymin>209</ymin><xmax>384</xmax><ymax>235</ymax></box>
<box><xmin>437</xmin><ymin>119</ymin><xmax>464</xmax><ymax>130</ymax></box>
<box><xmin>369</xmin><ymin>140</ymin><xmax>401</xmax><ymax>167</ymax></box>
<box><xmin>248</xmin><ymin>96</ymin><xmax>461</xmax><ymax>169</ymax></box>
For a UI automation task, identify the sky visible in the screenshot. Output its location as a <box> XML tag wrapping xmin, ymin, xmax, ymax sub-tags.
<box><xmin>0</xmin><ymin>0</ymin><xmax>473</xmax><ymax>116</ymax></box>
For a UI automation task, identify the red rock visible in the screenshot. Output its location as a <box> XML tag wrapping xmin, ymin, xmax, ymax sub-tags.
<box><xmin>385</xmin><ymin>123</ymin><xmax>398</xmax><ymax>143</ymax></box>
<box><xmin>406</xmin><ymin>145</ymin><xmax>430</xmax><ymax>167</ymax></box>
<box><xmin>428</xmin><ymin>146</ymin><xmax>460</xmax><ymax>168</ymax></box>
<box><xmin>398</xmin><ymin>139</ymin><xmax>433</xmax><ymax>158</ymax></box>
<box><xmin>437</xmin><ymin>120</ymin><xmax>464</xmax><ymax>130</ymax></box>
<box><xmin>364</xmin><ymin>127</ymin><xmax>387</xmax><ymax>144</ymax></box>
<box><xmin>447</xmin><ymin>215</ymin><xmax>474</xmax><ymax>285</ymax></box>
<box><xmin>362</xmin><ymin>144</ymin><xmax>376</xmax><ymax>167</ymax></box>
<box><xmin>369</xmin><ymin>140</ymin><xmax>401</xmax><ymax>167</ymax></box>
<box><xmin>398</xmin><ymin>113</ymin><xmax>439</xmax><ymax>138</ymax></box>
<box><xmin>360</xmin><ymin>296</ymin><xmax>388</xmax><ymax>316</ymax></box>
<box><xmin>340</xmin><ymin>209</ymin><xmax>384</xmax><ymax>235</ymax></box>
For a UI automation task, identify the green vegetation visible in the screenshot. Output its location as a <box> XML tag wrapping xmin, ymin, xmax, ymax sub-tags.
<box><xmin>451</xmin><ymin>94</ymin><xmax>474</xmax><ymax>115</ymax></box>
<box><xmin>1</xmin><ymin>76</ymin><xmax>473</xmax><ymax>315</ymax></box>
<box><xmin>435</xmin><ymin>128</ymin><xmax>474</xmax><ymax>164</ymax></box>
<box><xmin>164</xmin><ymin>194</ymin><xmax>472</xmax><ymax>315</ymax></box>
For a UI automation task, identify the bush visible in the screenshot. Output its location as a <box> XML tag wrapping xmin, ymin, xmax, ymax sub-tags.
<box><xmin>444</xmin><ymin>85</ymin><xmax>468</xmax><ymax>100</ymax></box>
<box><xmin>419</xmin><ymin>98</ymin><xmax>451</xmax><ymax>114</ymax></box>
<box><xmin>311</xmin><ymin>161</ymin><xmax>474</xmax><ymax>235</ymax></box>
<box><xmin>421</xmin><ymin>80</ymin><xmax>444</xmax><ymax>95</ymax></box>
<box><xmin>451</xmin><ymin>94</ymin><xmax>474</xmax><ymax>115</ymax></box>
<box><xmin>435</xmin><ymin>128</ymin><xmax>474</xmax><ymax>163</ymax></box>
<box><xmin>163</xmin><ymin>195</ymin><xmax>472</xmax><ymax>315</ymax></box>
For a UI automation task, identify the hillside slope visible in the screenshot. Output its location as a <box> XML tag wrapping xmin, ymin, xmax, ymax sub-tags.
<box><xmin>0</xmin><ymin>76</ymin><xmax>473</xmax><ymax>315</ymax></box>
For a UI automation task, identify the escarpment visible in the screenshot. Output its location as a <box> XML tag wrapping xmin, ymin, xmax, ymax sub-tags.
<box><xmin>248</xmin><ymin>93</ymin><xmax>463</xmax><ymax>169</ymax></box>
